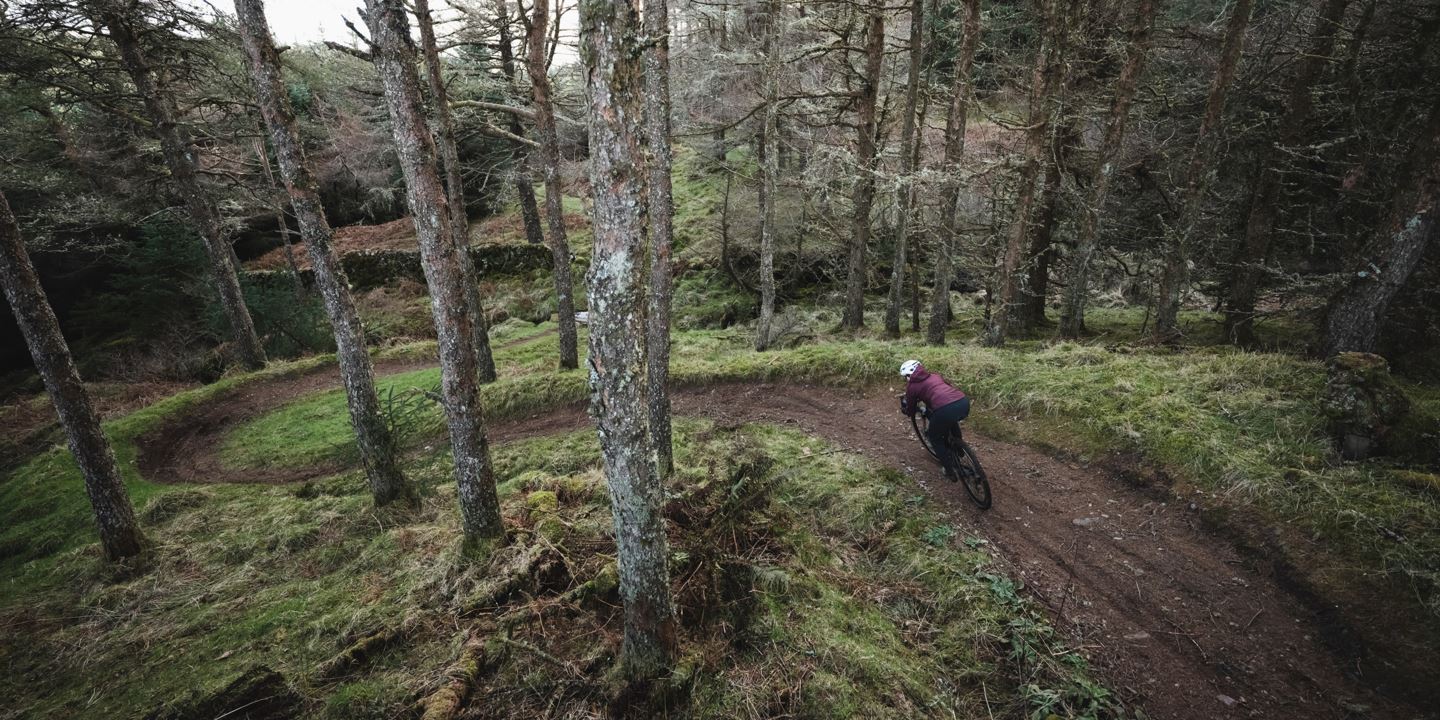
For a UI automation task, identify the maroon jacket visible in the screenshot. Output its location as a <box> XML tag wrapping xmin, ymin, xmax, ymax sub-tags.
<box><xmin>902</xmin><ymin>365</ymin><xmax>967</xmax><ymax>417</ymax></box>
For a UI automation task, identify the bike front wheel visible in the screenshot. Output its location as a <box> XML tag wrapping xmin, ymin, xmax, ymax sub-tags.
<box><xmin>911</xmin><ymin>412</ymin><xmax>940</xmax><ymax>461</ymax></box>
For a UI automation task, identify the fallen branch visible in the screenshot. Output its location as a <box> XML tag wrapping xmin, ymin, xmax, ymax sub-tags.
<box><xmin>459</xmin><ymin>542</ymin><xmax>567</xmax><ymax>615</ymax></box>
<box><xmin>494</xmin><ymin>562</ymin><xmax>618</xmax><ymax>629</ymax></box>
<box><xmin>452</xmin><ymin>100</ymin><xmax>537</xmax><ymax>121</ymax></box>
<box><xmin>417</xmin><ymin>634</ymin><xmax>489</xmax><ymax>720</ymax></box>
<box><xmin>497</xmin><ymin>636</ymin><xmax>581</xmax><ymax>677</ymax></box>
<box><xmin>323</xmin><ymin>41</ymin><xmax>371</xmax><ymax>62</ymax></box>
<box><xmin>473</xmin><ymin>122</ymin><xmax>540</xmax><ymax>148</ymax></box>
<box><xmin>315</xmin><ymin>618</ymin><xmax>417</xmax><ymax>681</ymax></box>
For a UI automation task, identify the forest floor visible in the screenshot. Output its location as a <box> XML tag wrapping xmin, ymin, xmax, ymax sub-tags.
<box><xmin>245</xmin><ymin>203</ymin><xmax>590</xmax><ymax>272</ymax></box>
<box><xmin>4</xmin><ymin>312</ymin><xmax>1437</xmax><ymax>718</ymax></box>
<box><xmin>121</xmin><ymin>352</ymin><xmax>1416</xmax><ymax>719</ymax></box>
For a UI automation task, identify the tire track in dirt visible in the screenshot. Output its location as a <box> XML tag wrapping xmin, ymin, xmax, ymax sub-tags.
<box><xmin>134</xmin><ymin>373</ymin><xmax>1413</xmax><ymax>720</ymax></box>
<box><xmin>138</xmin><ymin>329</ymin><xmax>558</xmax><ymax>485</ymax></box>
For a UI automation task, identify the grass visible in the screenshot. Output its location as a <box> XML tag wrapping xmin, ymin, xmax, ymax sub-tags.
<box><xmin>12</xmin><ymin>291</ymin><xmax>1436</xmax><ymax>622</ymax></box>
<box><xmin>4</xmin><ymin>126</ymin><xmax>1435</xmax><ymax>713</ymax></box>
<box><xmin>218</xmin><ymin>302</ymin><xmax>1435</xmax><ymax>582</ymax></box>
<box><xmin>0</xmin><ymin>421</ymin><xmax>1122</xmax><ymax>718</ymax></box>
<box><xmin>200</xmin><ymin>300</ymin><xmax>1440</xmax><ymax>630</ymax></box>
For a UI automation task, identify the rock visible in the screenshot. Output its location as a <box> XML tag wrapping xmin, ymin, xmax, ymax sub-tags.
<box><xmin>1321</xmin><ymin>352</ymin><xmax>1410</xmax><ymax>461</ymax></box>
<box><xmin>1073</xmin><ymin>517</ymin><xmax>1102</xmax><ymax>528</ymax></box>
<box><xmin>1123</xmin><ymin>631</ymin><xmax>1151</xmax><ymax>641</ymax></box>
<box><xmin>1216</xmin><ymin>694</ymin><xmax>1237</xmax><ymax>707</ymax></box>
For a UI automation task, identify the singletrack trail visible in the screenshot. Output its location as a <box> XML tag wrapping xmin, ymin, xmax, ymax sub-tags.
<box><xmin>134</xmin><ymin>365</ymin><xmax>1411</xmax><ymax>720</ymax></box>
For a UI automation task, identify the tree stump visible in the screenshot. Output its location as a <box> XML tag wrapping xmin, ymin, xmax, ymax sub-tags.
<box><xmin>1321</xmin><ymin>352</ymin><xmax>1410</xmax><ymax>460</ymax></box>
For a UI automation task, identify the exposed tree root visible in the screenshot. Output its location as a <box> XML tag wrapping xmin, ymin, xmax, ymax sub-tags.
<box><xmin>460</xmin><ymin>539</ymin><xmax>569</xmax><ymax>615</ymax></box>
<box><xmin>417</xmin><ymin>633</ymin><xmax>489</xmax><ymax>720</ymax></box>
<box><xmin>314</xmin><ymin>616</ymin><xmax>419</xmax><ymax>681</ymax></box>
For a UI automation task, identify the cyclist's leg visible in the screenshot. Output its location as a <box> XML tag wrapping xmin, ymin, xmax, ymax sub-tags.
<box><xmin>927</xmin><ymin>402</ymin><xmax>966</xmax><ymax>477</ymax></box>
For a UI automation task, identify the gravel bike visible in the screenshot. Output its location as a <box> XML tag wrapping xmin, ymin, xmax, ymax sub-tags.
<box><xmin>907</xmin><ymin>398</ymin><xmax>992</xmax><ymax>509</ymax></box>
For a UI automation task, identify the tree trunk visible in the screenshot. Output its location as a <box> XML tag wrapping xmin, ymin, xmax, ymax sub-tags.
<box><xmin>840</xmin><ymin>8</ymin><xmax>885</xmax><ymax>330</ymax></box>
<box><xmin>416</xmin><ymin>0</ymin><xmax>497</xmax><ymax>383</ymax></box>
<box><xmin>526</xmin><ymin>0</ymin><xmax>580</xmax><ymax>370</ymax></box>
<box><xmin>1018</xmin><ymin>155</ymin><xmax>1061</xmax><ymax>329</ymax></box>
<box><xmin>580</xmin><ymin>0</ymin><xmax>678</xmax><ymax>678</ymax></box>
<box><xmin>1322</xmin><ymin>99</ymin><xmax>1440</xmax><ymax>357</ymax></box>
<box><xmin>92</xmin><ymin>3</ymin><xmax>266</xmax><ymax>370</ymax></box>
<box><xmin>644</xmin><ymin>0</ymin><xmax>676</xmax><ymax>481</ymax></box>
<box><xmin>0</xmin><ymin>190</ymin><xmax>143</xmax><ymax>562</ymax></box>
<box><xmin>1058</xmin><ymin>0</ymin><xmax>1155</xmax><ymax>338</ymax></box>
<box><xmin>910</xmin><ymin>49</ymin><xmax>933</xmax><ymax>335</ymax></box>
<box><xmin>928</xmin><ymin>0</ymin><xmax>980</xmax><ymax>346</ymax></box>
<box><xmin>884</xmin><ymin>0</ymin><xmax>925</xmax><ymax>337</ymax></box>
<box><xmin>236</xmin><ymin>0</ymin><xmax>414</xmax><ymax>507</ymax></box>
<box><xmin>1224</xmin><ymin>0</ymin><xmax>1350</xmax><ymax>346</ymax></box>
<box><xmin>1019</xmin><ymin>121</ymin><xmax>1074</xmax><ymax>330</ymax></box>
<box><xmin>755</xmin><ymin>0</ymin><xmax>782</xmax><ymax>351</ymax></box>
<box><xmin>1153</xmin><ymin>0</ymin><xmax>1254</xmax><ymax>342</ymax></box>
<box><xmin>983</xmin><ymin>0</ymin><xmax>1064</xmax><ymax>347</ymax></box>
<box><xmin>365</xmin><ymin>0</ymin><xmax>503</xmax><ymax>543</ymax></box>
<box><xmin>252</xmin><ymin>136</ymin><xmax>306</xmax><ymax>299</ymax></box>
<box><xmin>493</xmin><ymin>0</ymin><xmax>546</xmax><ymax>247</ymax></box>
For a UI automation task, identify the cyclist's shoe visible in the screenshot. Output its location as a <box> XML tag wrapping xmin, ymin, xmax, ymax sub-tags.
<box><xmin>943</xmin><ymin>466</ymin><xmax>958</xmax><ymax>481</ymax></box>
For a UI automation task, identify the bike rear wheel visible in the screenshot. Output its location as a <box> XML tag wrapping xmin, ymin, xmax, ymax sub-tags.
<box><xmin>911</xmin><ymin>411</ymin><xmax>993</xmax><ymax>510</ymax></box>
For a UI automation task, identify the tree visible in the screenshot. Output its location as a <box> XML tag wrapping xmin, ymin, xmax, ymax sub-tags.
<box><xmin>839</xmin><ymin>7</ymin><xmax>885</xmax><ymax>331</ymax></box>
<box><xmin>755</xmin><ymin>0</ymin><xmax>783</xmax><ymax>351</ymax></box>
<box><xmin>88</xmin><ymin>0</ymin><xmax>267</xmax><ymax>370</ymax></box>
<box><xmin>234</xmin><ymin>0</ymin><xmax>414</xmax><ymax>507</ymax></box>
<box><xmin>525</xmin><ymin>0</ymin><xmax>580</xmax><ymax>370</ymax></box>
<box><xmin>1058</xmin><ymin>0</ymin><xmax>1155</xmax><ymax>338</ymax></box>
<box><xmin>251</xmin><ymin>134</ymin><xmax>306</xmax><ymax>299</ymax></box>
<box><xmin>1322</xmin><ymin>99</ymin><xmax>1440</xmax><ymax>357</ymax></box>
<box><xmin>1017</xmin><ymin>124</ymin><xmax>1070</xmax><ymax>331</ymax></box>
<box><xmin>983</xmin><ymin>0</ymin><xmax>1066</xmax><ymax>347</ymax></box>
<box><xmin>0</xmin><ymin>189</ymin><xmax>143</xmax><ymax>562</ymax></box>
<box><xmin>364</xmin><ymin>0</ymin><xmax>504</xmax><ymax>543</ymax></box>
<box><xmin>580</xmin><ymin>0</ymin><xmax>678</xmax><ymax>677</ymax></box>
<box><xmin>644</xmin><ymin>0</ymin><xmax>676</xmax><ymax>480</ymax></box>
<box><xmin>884</xmin><ymin>0</ymin><xmax>925</xmax><ymax>338</ymax></box>
<box><xmin>927</xmin><ymin>0</ymin><xmax>982</xmax><ymax>346</ymax></box>
<box><xmin>1223</xmin><ymin>0</ymin><xmax>1350</xmax><ymax>346</ymax></box>
<box><xmin>491</xmin><ymin>0</ymin><xmax>546</xmax><ymax>247</ymax></box>
<box><xmin>415</xmin><ymin>0</ymin><xmax>498</xmax><ymax>383</ymax></box>
<box><xmin>1152</xmin><ymin>0</ymin><xmax>1254</xmax><ymax>342</ymax></box>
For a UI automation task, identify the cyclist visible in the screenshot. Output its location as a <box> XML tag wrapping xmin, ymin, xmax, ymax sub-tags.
<box><xmin>899</xmin><ymin>359</ymin><xmax>971</xmax><ymax>479</ymax></box>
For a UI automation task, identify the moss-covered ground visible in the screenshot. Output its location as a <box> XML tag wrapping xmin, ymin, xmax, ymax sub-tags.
<box><xmin>4</xmin><ymin>140</ymin><xmax>1438</xmax><ymax>715</ymax></box>
<box><xmin>196</xmin><ymin>304</ymin><xmax>1440</xmax><ymax>626</ymax></box>
<box><xmin>0</xmin><ymin>419</ymin><xmax>1120</xmax><ymax>718</ymax></box>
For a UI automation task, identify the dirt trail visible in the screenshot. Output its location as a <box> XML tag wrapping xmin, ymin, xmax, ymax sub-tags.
<box><xmin>134</xmin><ymin>375</ymin><xmax>1412</xmax><ymax>720</ymax></box>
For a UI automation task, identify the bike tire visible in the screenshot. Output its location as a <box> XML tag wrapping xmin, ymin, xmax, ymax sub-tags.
<box><xmin>911</xmin><ymin>413</ymin><xmax>940</xmax><ymax>461</ymax></box>
<box><xmin>954</xmin><ymin>440</ymin><xmax>992</xmax><ymax>510</ymax></box>
<box><xmin>913</xmin><ymin>410</ymin><xmax>994</xmax><ymax>509</ymax></box>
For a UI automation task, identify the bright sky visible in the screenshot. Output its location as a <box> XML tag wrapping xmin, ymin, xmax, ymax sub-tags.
<box><xmin>249</xmin><ymin>0</ymin><xmax>579</xmax><ymax>63</ymax></box>
<box><xmin>259</xmin><ymin>0</ymin><xmax>359</xmax><ymax>46</ymax></box>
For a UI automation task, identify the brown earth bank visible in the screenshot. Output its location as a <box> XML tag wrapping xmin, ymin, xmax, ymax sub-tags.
<box><xmin>2</xmin><ymin>380</ymin><xmax>194</xmax><ymax>470</ymax></box>
<box><xmin>245</xmin><ymin>211</ymin><xmax>589</xmax><ymax>272</ymax></box>
<box><xmin>132</xmin><ymin>371</ymin><xmax>1428</xmax><ymax>720</ymax></box>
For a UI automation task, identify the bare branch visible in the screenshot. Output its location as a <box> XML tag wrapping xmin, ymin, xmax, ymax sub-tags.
<box><xmin>452</xmin><ymin>99</ymin><xmax>536</xmax><ymax>121</ymax></box>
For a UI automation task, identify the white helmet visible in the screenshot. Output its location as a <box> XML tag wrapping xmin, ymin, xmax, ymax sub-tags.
<box><xmin>899</xmin><ymin>359</ymin><xmax>921</xmax><ymax>379</ymax></box>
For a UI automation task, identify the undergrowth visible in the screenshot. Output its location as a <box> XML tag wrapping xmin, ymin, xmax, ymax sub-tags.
<box><xmin>0</xmin><ymin>423</ymin><xmax>1122</xmax><ymax>719</ymax></box>
<box><xmin>195</xmin><ymin>309</ymin><xmax>1440</xmax><ymax>625</ymax></box>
